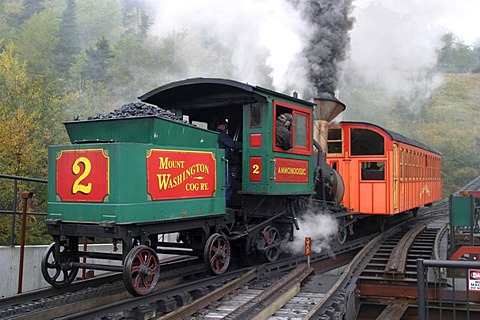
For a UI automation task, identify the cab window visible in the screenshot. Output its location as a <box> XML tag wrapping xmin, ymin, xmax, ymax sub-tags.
<box><xmin>294</xmin><ymin>113</ymin><xmax>307</xmax><ymax>148</ymax></box>
<box><xmin>250</xmin><ymin>103</ymin><xmax>262</xmax><ymax>128</ymax></box>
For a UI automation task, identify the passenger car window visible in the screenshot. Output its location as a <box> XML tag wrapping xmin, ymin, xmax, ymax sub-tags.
<box><xmin>327</xmin><ymin>128</ymin><xmax>342</xmax><ymax>154</ymax></box>
<box><xmin>351</xmin><ymin>129</ymin><xmax>384</xmax><ymax>156</ymax></box>
<box><xmin>361</xmin><ymin>161</ymin><xmax>385</xmax><ymax>180</ymax></box>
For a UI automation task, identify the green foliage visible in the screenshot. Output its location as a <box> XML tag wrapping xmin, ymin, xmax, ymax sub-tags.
<box><xmin>0</xmin><ymin>1</ymin><xmax>479</xmax><ymax>244</ymax></box>
<box><xmin>76</xmin><ymin>0</ymin><xmax>124</xmax><ymax>45</ymax></box>
<box><xmin>76</xmin><ymin>36</ymin><xmax>115</xmax><ymax>86</ymax></box>
<box><xmin>122</xmin><ymin>0</ymin><xmax>152</xmax><ymax>38</ymax></box>
<box><xmin>437</xmin><ymin>33</ymin><xmax>480</xmax><ymax>73</ymax></box>
<box><xmin>0</xmin><ymin>43</ymin><xmax>59</xmax><ymax>245</ymax></box>
<box><xmin>54</xmin><ymin>0</ymin><xmax>81</xmax><ymax>75</ymax></box>
<box><xmin>13</xmin><ymin>6</ymin><xmax>61</xmax><ymax>80</ymax></box>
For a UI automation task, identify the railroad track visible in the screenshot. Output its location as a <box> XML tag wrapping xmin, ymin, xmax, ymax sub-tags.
<box><xmin>302</xmin><ymin>208</ymin><xmax>450</xmax><ymax>319</ymax></box>
<box><xmin>0</xmin><ymin>231</ymin><xmax>371</xmax><ymax>319</ymax></box>
<box><xmin>0</xmin><ymin>256</ymin><xmax>206</xmax><ymax>319</ymax></box>
<box><xmin>4</xmin><ymin>175</ymin><xmax>480</xmax><ymax>319</ymax></box>
<box><xmin>0</xmin><ymin>214</ymin><xmax>445</xmax><ymax>320</ymax></box>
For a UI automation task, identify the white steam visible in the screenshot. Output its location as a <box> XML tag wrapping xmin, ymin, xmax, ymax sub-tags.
<box><xmin>144</xmin><ymin>0</ymin><xmax>477</xmax><ymax>102</ymax></box>
<box><xmin>347</xmin><ymin>0</ymin><xmax>479</xmax><ymax>97</ymax></box>
<box><xmin>285</xmin><ymin>208</ymin><xmax>339</xmax><ymax>255</ymax></box>
<box><xmin>147</xmin><ymin>0</ymin><xmax>310</xmax><ymax>92</ymax></box>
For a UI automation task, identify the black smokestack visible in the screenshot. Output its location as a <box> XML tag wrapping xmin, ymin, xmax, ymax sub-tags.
<box><xmin>293</xmin><ymin>0</ymin><xmax>355</xmax><ymax>94</ymax></box>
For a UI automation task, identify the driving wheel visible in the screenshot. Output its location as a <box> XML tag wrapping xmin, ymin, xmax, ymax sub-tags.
<box><xmin>337</xmin><ymin>218</ymin><xmax>347</xmax><ymax>244</ymax></box>
<box><xmin>261</xmin><ymin>226</ymin><xmax>281</xmax><ymax>262</ymax></box>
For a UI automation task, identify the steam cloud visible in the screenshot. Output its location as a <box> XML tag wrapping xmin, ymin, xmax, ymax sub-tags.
<box><xmin>284</xmin><ymin>208</ymin><xmax>339</xmax><ymax>255</ymax></box>
<box><xmin>146</xmin><ymin>0</ymin><xmax>354</xmax><ymax>99</ymax></box>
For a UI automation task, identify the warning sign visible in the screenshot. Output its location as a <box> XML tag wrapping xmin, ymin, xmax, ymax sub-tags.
<box><xmin>468</xmin><ymin>269</ymin><xmax>480</xmax><ymax>292</ymax></box>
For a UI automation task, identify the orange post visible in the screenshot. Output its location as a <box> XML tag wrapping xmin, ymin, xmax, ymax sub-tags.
<box><xmin>305</xmin><ymin>237</ymin><xmax>312</xmax><ymax>268</ymax></box>
<box><xmin>17</xmin><ymin>192</ymin><xmax>33</xmax><ymax>294</ymax></box>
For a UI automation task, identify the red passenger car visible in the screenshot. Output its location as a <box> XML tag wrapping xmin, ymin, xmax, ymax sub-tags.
<box><xmin>326</xmin><ymin>121</ymin><xmax>442</xmax><ymax>215</ymax></box>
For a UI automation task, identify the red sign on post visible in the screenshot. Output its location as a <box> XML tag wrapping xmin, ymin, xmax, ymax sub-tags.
<box><xmin>469</xmin><ymin>269</ymin><xmax>480</xmax><ymax>292</ymax></box>
<box><xmin>56</xmin><ymin>149</ymin><xmax>110</xmax><ymax>202</ymax></box>
<box><xmin>305</xmin><ymin>237</ymin><xmax>312</xmax><ymax>256</ymax></box>
<box><xmin>147</xmin><ymin>149</ymin><xmax>216</xmax><ymax>200</ymax></box>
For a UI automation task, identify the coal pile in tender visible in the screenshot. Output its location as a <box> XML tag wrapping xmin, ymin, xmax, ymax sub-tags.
<box><xmin>87</xmin><ymin>102</ymin><xmax>186</xmax><ymax>124</ymax></box>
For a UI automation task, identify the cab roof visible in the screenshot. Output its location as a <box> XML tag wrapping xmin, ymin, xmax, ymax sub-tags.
<box><xmin>138</xmin><ymin>77</ymin><xmax>315</xmax><ymax>110</ymax></box>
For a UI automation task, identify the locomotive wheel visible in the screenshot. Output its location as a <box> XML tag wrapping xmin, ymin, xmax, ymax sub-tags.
<box><xmin>337</xmin><ymin>218</ymin><xmax>347</xmax><ymax>244</ymax></box>
<box><xmin>41</xmin><ymin>241</ymin><xmax>79</xmax><ymax>288</ymax></box>
<box><xmin>240</xmin><ymin>247</ymin><xmax>263</xmax><ymax>266</ymax></box>
<box><xmin>204</xmin><ymin>233</ymin><xmax>231</xmax><ymax>275</ymax></box>
<box><xmin>123</xmin><ymin>245</ymin><xmax>160</xmax><ymax>296</ymax></box>
<box><xmin>261</xmin><ymin>226</ymin><xmax>281</xmax><ymax>262</ymax></box>
<box><xmin>378</xmin><ymin>217</ymin><xmax>386</xmax><ymax>232</ymax></box>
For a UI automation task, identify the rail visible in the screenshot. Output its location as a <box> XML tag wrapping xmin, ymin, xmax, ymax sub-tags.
<box><xmin>417</xmin><ymin>259</ymin><xmax>480</xmax><ymax>319</ymax></box>
<box><xmin>0</xmin><ymin>174</ymin><xmax>47</xmax><ymax>246</ymax></box>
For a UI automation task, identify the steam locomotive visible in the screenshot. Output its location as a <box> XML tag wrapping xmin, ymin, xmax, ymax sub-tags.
<box><xmin>42</xmin><ymin>78</ymin><xmax>442</xmax><ymax>295</ymax></box>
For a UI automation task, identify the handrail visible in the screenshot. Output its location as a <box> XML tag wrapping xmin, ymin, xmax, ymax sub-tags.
<box><xmin>0</xmin><ymin>174</ymin><xmax>47</xmax><ymax>246</ymax></box>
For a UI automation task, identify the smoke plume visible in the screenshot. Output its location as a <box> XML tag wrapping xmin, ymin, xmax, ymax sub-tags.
<box><xmin>292</xmin><ymin>0</ymin><xmax>354</xmax><ymax>97</ymax></box>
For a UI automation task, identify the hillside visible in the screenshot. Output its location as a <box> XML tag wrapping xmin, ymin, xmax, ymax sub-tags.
<box><xmin>428</xmin><ymin>73</ymin><xmax>480</xmax><ymax>195</ymax></box>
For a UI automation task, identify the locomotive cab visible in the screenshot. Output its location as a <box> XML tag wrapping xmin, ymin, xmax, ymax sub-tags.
<box><xmin>140</xmin><ymin>78</ymin><xmax>320</xmax><ymax>208</ymax></box>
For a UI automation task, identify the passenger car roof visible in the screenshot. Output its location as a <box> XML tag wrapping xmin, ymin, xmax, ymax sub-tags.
<box><xmin>339</xmin><ymin>121</ymin><xmax>442</xmax><ymax>155</ymax></box>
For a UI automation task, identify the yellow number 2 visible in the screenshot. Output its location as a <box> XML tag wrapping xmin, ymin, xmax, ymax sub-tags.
<box><xmin>252</xmin><ymin>164</ymin><xmax>260</xmax><ymax>174</ymax></box>
<box><xmin>72</xmin><ymin>157</ymin><xmax>92</xmax><ymax>194</ymax></box>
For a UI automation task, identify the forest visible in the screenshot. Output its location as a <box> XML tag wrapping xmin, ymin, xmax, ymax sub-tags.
<box><xmin>0</xmin><ymin>0</ymin><xmax>479</xmax><ymax>244</ymax></box>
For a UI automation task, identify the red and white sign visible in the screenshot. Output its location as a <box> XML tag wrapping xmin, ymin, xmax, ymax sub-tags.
<box><xmin>147</xmin><ymin>149</ymin><xmax>216</xmax><ymax>200</ymax></box>
<box><xmin>56</xmin><ymin>149</ymin><xmax>110</xmax><ymax>202</ymax></box>
<box><xmin>275</xmin><ymin>158</ymin><xmax>309</xmax><ymax>183</ymax></box>
<box><xmin>305</xmin><ymin>237</ymin><xmax>312</xmax><ymax>256</ymax></box>
<box><xmin>469</xmin><ymin>269</ymin><xmax>480</xmax><ymax>292</ymax></box>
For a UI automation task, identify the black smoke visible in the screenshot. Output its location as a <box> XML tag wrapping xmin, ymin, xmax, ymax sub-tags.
<box><xmin>293</xmin><ymin>0</ymin><xmax>355</xmax><ymax>94</ymax></box>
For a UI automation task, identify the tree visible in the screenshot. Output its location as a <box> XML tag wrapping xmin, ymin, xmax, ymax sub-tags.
<box><xmin>54</xmin><ymin>0</ymin><xmax>81</xmax><ymax>76</ymax></box>
<box><xmin>0</xmin><ymin>43</ymin><xmax>60</xmax><ymax>245</ymax></box>
<box><xmin>75</xmin><ymin>36</ymin><xmax>115</xmax><ymax>87</ymax></box>
<box><xmin>122</xmin><ymin>0</ymin><xmax>152</xmax><ymax>38</ymax></box>
<box><xmin>76</xmin><ymin>0</ymin><xmax>124</xmax><ymax>46</ymax></box>
<box><xmin>13</xmin><ymin>7</ymin><xmax>60</xmax><ymax>80</ymax></box>
<box><xmin>0</xmin><ymin>43</ymin><xmax>61</xmax><ymax>174</ymax></box>
<box><xmin>437</xmin><ymin>33</ymin><xmax>478</xmax><ymax>73</ymax></box>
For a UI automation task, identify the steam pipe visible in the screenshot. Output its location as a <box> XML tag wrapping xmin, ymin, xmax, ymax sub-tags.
<box><xmin>313</xmin><ymin>139</ymin><xmax>327</xmax><ymax>201</ymax></box>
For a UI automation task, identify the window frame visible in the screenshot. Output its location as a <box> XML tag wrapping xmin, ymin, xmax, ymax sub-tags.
<box><xmin>272</xmin><ymin>100</ymin><xmax>312</xmax><ymax>155</ymax></box>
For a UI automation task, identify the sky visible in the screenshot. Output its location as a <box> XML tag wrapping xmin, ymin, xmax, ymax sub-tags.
<box><xmin>348</xmin><ymin>0</ymin><xmax>479</xmax><ymax>96</ymax></box>
<box><xmin>354</xmin><ymin>0</ymin><xmax>480</xmax><ymax>46</ymax></box>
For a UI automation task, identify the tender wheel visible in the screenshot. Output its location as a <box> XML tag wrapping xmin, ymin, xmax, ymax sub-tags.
<box><xmin>123</xmin><ymin>245</ymin><xmax>160</xmax><ymax>296</ymax></box>
<box><xmin>261</xmin><ymin>226</ymin><xmax>281</xmax><ymax>262</ymax></box>
<box><xmin>204</xmin><ymin>233</ymin><xmax>231</xmax><ymax>275</ymax></box>
<box><xmin>41</xmin><ymin>241</ymin><xmax>79</xmax><ymax>288</ymax></box>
